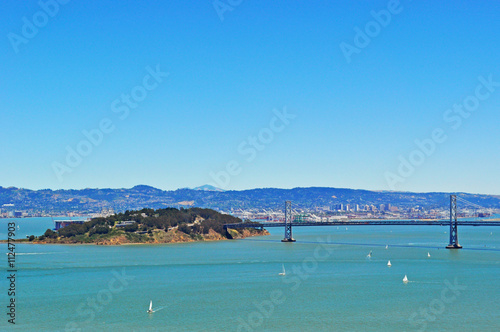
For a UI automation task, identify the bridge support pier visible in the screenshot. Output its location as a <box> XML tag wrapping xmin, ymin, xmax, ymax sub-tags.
<box><xmin>282</xmin><ymin>201</ymin><xmax>295</xmax><ymax>242</ymax></box>
<box><xmin>446</xmin><ymin>195</ymin><xmax>462</xmax><ymax>249</ymax></box>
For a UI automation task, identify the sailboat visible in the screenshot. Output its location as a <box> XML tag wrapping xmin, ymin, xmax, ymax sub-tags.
<box><xmin>427</xmin><ymin>252</ymin><xmax>431</xmax><ymax>258</ymax></box>
<box><xmin>367</xmin><ymin>251</ymin><xmax>372</xmax><ymax>258</ymax></box>
<box><xmin>147</xmin><ymin>300</ymin><xmax>154</xmax><ymax>314</ymax></box>
<box><xmin>279</xmin><ymin>264</ymin><xmax>286</xmax><ymax>276</ymax></box>
<box><xmin>403</xmin><ymin>275</ymin><xmax>408</xmax><ymax>283</ymax></box>
<box><xmin>387</xmin><ymin>260</ymin><xmax>391</xmax><ymax>267</ymax></box>
<box><xmin>385</xmin><ymin>245</ymin><xmax>388</xmax><ymax>249</ymax></box>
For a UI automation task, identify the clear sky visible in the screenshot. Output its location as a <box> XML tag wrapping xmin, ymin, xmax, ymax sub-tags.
<box><xmin>1</xmin><ymin>0</ymin><xmax>499</xmax><ymax>194</ymax></box>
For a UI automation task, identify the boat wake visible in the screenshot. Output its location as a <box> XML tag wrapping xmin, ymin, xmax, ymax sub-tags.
<box><xmin>12</xmin><ymin>252</ymin><xmax>57</xmax><ymax>255</ymax></box>
<box><xmin>152</xmin><ymin>306</ymin><xmax>167</xmax><ymax>312</ymax></box>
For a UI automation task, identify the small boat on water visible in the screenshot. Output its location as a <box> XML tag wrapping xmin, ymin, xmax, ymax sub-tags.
<box><xmin>279</xmin><ymin>264</ymin><xmax>286</xmax><ymax>276</ymax></box>
<box><xmin>385</xmin><ymin>245</ymin><xmax>388</xmax><ymax>249</ymax></box>
<box><xmin>403</xmin><ymin>275</ymin><xmax>408</xmax><ymax>283</ymax></box>
<box><xmin>387</xmin><ymin>260</ymin><xmax>391</xmax><ymax>267</ymax></box>
<box><xmin>147</xmin><ymin>300</ymin><xmax>154</xmax><ymax>314</ymax></box>
<box><xmin>427</xmin><ymin>252</ymin><xmax>431</xmax><ymax>258</ymax></box>
<box><xmin>367</xmin><ymin>251</ymin><xmax>372</xmax><ymax>258</ymax></box>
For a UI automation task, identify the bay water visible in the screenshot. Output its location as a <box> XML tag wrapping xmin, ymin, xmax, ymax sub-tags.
<box><xmin>1</xmin><ymin>218</ymin><xmax>499</xmax><ymax>331</ymax></box>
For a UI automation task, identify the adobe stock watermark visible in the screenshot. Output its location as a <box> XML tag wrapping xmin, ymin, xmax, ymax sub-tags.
<box><xmin>408</xmin><ymin>278</ymin><xmax>466</xmax><ymax>331</ymax></box>
<box><xmin>7</xmin><ymin>0</ymin><xmax>71</xmax><ymax>54</ymax></box>
<box><xmin>339</xmin><ymin>0</ymin><xmax>404</xmax><ymax>64</ymax></box>
<box><xmin>385</xmin><ymin>74</ymin><xmax>499</xmax><ymax>190</ymax></box>
<box><xmin>212</xmin><ymin>0</ymin><xmax>244</xmax><ymax>22</ymax></box>
<box><xmin>236</xmin><ymin>235</ymin><xmax>336</xmax><ymax>331</ymax></box>
<box><xmin>65</xmin><ymin>268</ymin><xmax>135</xmax><ymax>331</ymax></box>
<box><xmin>208</xmin><ymin>107</ymin><xmax>296</xmax><ymax>190</ymax></box>
<box><xmin>52</xmin><ymin>64</ymin><xmax>169</xmax><ymax>182</ymax></box>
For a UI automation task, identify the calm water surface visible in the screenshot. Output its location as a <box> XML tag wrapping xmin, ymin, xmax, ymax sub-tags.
<box><xmin>2</xmin><ymin>218</ymin><xmax>499</xmax><ymax>331</ymax></box>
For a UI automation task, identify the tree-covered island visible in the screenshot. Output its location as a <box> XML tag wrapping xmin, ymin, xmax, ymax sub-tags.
<box><xmin>30</xmin><ymin>207</ymin><xmax>268</xmax><ymax>245</ymax></box>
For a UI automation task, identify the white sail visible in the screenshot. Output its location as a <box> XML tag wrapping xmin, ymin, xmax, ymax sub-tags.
<box><xmin>403</xmin><ymin>275</ymin><xmax>408</xmax><ymax>283</ymax></box>
<box><xmin>279</xmin><ymin>264</ymin><xmax>286</xmax><ymax>276</ymax></box>
<box><xmin>387</xmin><ymin>260</ymin><xmax>391</xmax><ymax>267</ymax></box>
<box><xmin>427</xmin><ymin>252</ymin><xmax>431</xmax><ymax>258</ymax></box>
<box><xmin>149</xmin><ymin>301</ymin><xmax>153</xmax><ymax>311</ymax></box>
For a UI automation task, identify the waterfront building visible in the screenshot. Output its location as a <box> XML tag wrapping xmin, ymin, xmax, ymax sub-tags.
<box><xmin>54</xmin><ymin>220</ymin><xmax>85</xmax><ymax>231</ymax></box>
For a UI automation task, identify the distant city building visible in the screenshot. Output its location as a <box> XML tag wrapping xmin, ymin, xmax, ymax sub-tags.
<box><xmin>98</xmin><ymin>207</ymin><xmax>115</xmax><ymax>218</ymax></box>
<box><xmin>2</xmin><ymin>204</ymin><xmax>15</xmax><ymax>214</ymax></box>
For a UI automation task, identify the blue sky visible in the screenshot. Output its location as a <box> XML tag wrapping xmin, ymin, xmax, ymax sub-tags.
<box><xmin>1</xmin><ymin>0</ymin><xmax>499</xmax><ymax>194</ymax></box>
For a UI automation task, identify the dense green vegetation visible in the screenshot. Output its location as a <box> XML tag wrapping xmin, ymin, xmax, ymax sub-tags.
<box><xmin>36</xmin><ymin>207</ymin><xmax>250</xmax><ymax>243</ymax></box>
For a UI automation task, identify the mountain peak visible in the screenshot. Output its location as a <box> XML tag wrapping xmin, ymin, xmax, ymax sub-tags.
<box><xmin>131</xmin><ymin>185</ymin><xmax>161</xmax><ymax>192</ymax></box>
<box><xmin>192</xmin><ymin>185</ymin><xmax>225</xmax><ymax>192</ymax></box>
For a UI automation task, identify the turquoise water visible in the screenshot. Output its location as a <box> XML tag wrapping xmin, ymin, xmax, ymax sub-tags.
<box><xmin>2</xmin><ymin>218</ymin><xmax>500</xmax><ymax>331</ymax></box>
<box><xmin>0</xmin><ymin>217</ymin><xmax>88</xmax><ymax>240</ymax></box>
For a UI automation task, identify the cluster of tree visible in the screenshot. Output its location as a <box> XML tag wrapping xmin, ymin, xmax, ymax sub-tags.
<box><xmin>123</xmin><ymin>223</ymin><xmax>138</xmax><ymax>232</ymax></box>
<box><xmin>115</xmin><ymin>207</ymin><xmax>242</xmax><ymax>237</ymax></box>
<box><xmin>38</xmin><ymin>207</ymin><xmax>245</xmax><ymax>240</ymax></box>
<box><xmin>89</xmin><ymin>225</ymin><xmax>110</xmax><ymax>236</ymax></box>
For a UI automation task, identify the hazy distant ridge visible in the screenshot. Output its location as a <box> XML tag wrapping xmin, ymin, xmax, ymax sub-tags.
<box><xmin>1</xmin><ymin>185</ymin><xmax>499</xmax><ymax>213</ymax></box>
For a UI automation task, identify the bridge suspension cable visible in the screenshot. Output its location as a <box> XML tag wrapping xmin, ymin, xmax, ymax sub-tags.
<box><xmin>456</xmin><ymin>196</ymin><xmax>493</xmax><ymax>213</ymax></box>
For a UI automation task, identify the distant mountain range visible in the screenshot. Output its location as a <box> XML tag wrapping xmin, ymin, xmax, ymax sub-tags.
<box><xmin>1</xmin><ymin>185</ymin><xmax>499</xmax><ymax>213</ymax></box>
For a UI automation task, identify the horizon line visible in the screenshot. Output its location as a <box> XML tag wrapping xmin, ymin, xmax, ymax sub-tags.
<box><xmin>0</xmin><ymin>184</ymin><xmax>498</xmax><ymax>197</ymax></box>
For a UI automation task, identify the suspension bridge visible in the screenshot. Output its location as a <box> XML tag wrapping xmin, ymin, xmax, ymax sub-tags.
<box><xmin>223</xmin><ymin>195</ymin><xmax>500</xmax><ymax>249</ymax></box>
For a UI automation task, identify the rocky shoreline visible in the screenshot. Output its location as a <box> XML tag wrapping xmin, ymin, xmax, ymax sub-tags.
<box><xmin>13</xmin><ymin>228</ymin><xmax>269</xmax><ymax>246</ymax></box>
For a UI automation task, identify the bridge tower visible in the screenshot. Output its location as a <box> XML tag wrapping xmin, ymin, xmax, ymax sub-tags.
<box><xmin>281</xmin><ymin>200</ymin><xmax>296</xmax><ymax>242</ymax></box>
<box><xmin>446</xmin><ymin>195</ymin><xmax>462</xmax><ymax>249</ymax></box>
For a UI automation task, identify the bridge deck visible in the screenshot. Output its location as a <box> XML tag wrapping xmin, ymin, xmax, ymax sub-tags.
<box><xmin>224</xmin><ymin>220</ymin><xmax>500</xmax><ymax>229</ymax></box>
